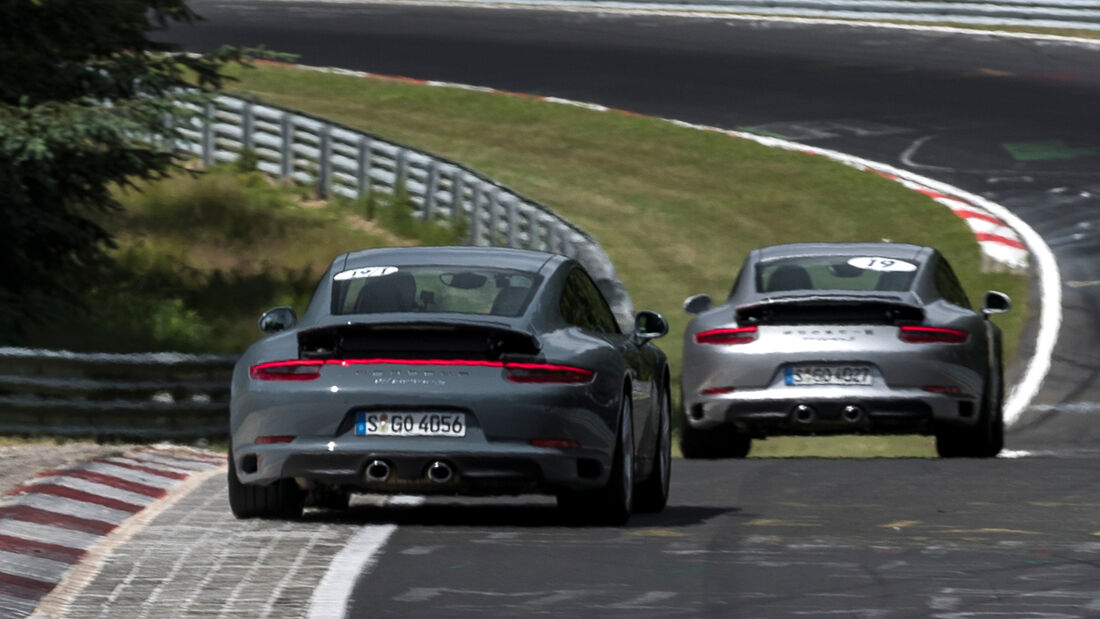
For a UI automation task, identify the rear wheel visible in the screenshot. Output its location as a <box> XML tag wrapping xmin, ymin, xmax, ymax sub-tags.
<box><xmin>681</xmin><ymin>410</ymin><xmax>751</xmax><ymax>459</ymax></box>
<box><xmin>936</xmin><ymin>373</ymin><xmax>1003</xmax><ymax>458</ymax></box>
<box><xmin>635</xmin><ymin>386</ymin><xmax>671</xmax><ymax>513</ymax></box>
<box><xmin>227</xmin><ymin>449</ymin><xmax>305</xmax><ymax>519</ymax></box>
<box><xmin>558</xmin><ymin>393</ymin><xmax>634</xmax><ymax>525</ymax></box>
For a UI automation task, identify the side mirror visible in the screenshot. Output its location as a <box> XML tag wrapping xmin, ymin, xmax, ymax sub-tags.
<box><xmin>982</xmin><ymin>291</ymin><xmax>1011</xmax><ymax>318</ymax></box>
<box><xmin>683</xmin><ymin>294</ymin><xmax>713</xmax><ymax>315</ymax></box>
<box><xmin>634</xmin><ymin>310</ymin><xmax>669</xmax><ymax>341</ymax></box>
<box><xmin>258</xmin><ymin>306</ymin><xmax>298</xmax><ymax>333</ymax></box>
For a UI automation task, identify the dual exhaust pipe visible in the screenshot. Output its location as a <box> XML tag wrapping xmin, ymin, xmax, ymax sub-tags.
<box><xmin>365</xmin><ymin>459</ymin><xmax>454</xmax><ymax>484</ymax></box>
<box><xmin>791</xmin><ymin>404</ymin><xmax>865</xmax><ymax>425</ymax></box>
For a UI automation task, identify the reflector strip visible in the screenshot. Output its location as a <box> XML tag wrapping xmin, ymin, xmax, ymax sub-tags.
<box><xmin>255</xmin><ymin>436</ymin><xmax>295</xmax><ymax>444</ymax></box>
<box><xmin>530</xmin><ymin>439</ymin><xmax>581</xmax><ymax>449</ymax></box>
<box><xmin>700</xmin><ymin>386</ymin><xmax>736</xmax><ymax>395</ymax></box>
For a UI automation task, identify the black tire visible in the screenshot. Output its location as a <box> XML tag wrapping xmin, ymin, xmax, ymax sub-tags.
<box><xmin>935</xmin><ymin>372</ymin><xmax>1003</xmax><ymax>458</ymax></box>
<box><xmin>634</xmin><ymin>385</ymin><xmax>671</xmax><ymax>514</ymax></box>
<box><xmin>680</xmin><ymin>410</ymin><xmax>751</xmax><ymax>459</ymax></box>
<box><xmin>227</xmin><ymin>449</ymin><xmax>305</xmax><ymax>519</ymax></box>
<box><xmin>558</xmin><ymin>393</ymin><xmax>634</xmax><ymax>525</ymax></box>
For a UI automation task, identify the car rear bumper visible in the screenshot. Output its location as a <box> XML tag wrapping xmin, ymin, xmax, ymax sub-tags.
<box><xmin>685</xmin><ymin>388</ymin><xmax>980</xmax><ymax>436</ymax></box>
<box><xmin>232</xmin><ymin>438</ymin><xmax>613</xmax><ymax>495</ymax></box>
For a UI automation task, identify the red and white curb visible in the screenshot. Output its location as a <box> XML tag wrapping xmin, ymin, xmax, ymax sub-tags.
<box><xmin>0</xmin><ymin>447</ymin><xmax>224</xmax><ymax>618</ymax></box>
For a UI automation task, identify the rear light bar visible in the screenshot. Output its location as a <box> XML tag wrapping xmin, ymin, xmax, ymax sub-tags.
<box><xmin>695</xmin><ymin>326</ymin><xmax>758</xmax><ymax>345</ymax></box>
<box><xmin>250</xmin><ymin>359</ymin><xmax>594</xmax><ymax>384</ymax></box>
<box><xmin>898</xmin><ymin>326</ymin><xmax>968</xmax><ymax>344</ymax></box>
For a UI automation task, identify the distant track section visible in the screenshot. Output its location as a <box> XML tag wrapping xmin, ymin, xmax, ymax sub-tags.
<box><xmin>395</xmin><ymin>0</ymin><xmax>1100</xmax><ymax>31</ymax></box>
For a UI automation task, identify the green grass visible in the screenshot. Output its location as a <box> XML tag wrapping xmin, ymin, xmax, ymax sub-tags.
<box><xmin>19</xmin><ymin>166</ymin><xmax>460</xmax><ymax>353</ymax></box>
<box><xmin>219</xmin><ymin>63</ymin><xmax>1032</xmax><ymax>457</ymax></box>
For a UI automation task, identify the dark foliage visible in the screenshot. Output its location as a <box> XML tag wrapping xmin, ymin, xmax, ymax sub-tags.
<box><xmin>0</xmin><ymin>0</ymin><xmax>238</xmax><ymax>339</ymax></box>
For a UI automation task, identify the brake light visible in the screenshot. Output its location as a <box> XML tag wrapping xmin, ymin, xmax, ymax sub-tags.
<box><xmin>531</xmin><ymin>439</ymin><xmax>581</xmax><ymax>449</ymax></box>
<box><xmin>898</xmin><ymin>326</ymin><xmax>968</xmax><ymax>344</ymax></box>
<box><xmin>695</xmin><ymin>326</ymin><xmax>758</xmax><ymax>345</ymax></box>
<box><xmin>250</xmin><ymin>360</ymin><xmax>324</xmax><ymax>381</ymax></box>
<box><xmin>922</xmin><ymin>385</ymin><xmax>962</xmax><ymax>394</ymax></box>
<box><xmin>504</xmin><ymin>362</ymin><xmax>594</xmax><ymax>384</ymax></box>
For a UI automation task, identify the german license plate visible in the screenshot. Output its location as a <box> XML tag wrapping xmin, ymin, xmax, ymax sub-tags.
<box><xmin>786</xmin><ymin>365</ymin><xmax>872</xmax><ymax>386</ymax></box>
<box><xmin>355</xmin><ymin>412</ymin><xmax>467</xmax><ymax>437</ymax></box>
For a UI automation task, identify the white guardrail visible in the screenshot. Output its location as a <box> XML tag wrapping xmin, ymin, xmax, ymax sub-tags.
<box><xmin>1</xmin><ymin>93</ymin><xmax>633</xmax><ymax>438</ymax></box>
<box><xmin>500</xmin><ymin>0</ymin><xmax>1100</xmax><ymax>31</ymax></box>
<box><xmin>177</xmin><ymin>95</ymin><xmax>632</xmax><ymax>324</ymax></box>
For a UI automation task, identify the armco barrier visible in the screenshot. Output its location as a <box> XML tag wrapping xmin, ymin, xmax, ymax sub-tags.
<box><xmin>0</xmin><ymin>348</ymin><xmax>235</xmax><ymax>439</ymax></box>
<box><xmin>175</xmin><ymin>94</ymin><xmax>633</xmax><ymax>327</ymax></box>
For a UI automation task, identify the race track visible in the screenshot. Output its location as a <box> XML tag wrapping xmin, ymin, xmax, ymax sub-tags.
<box><xmin>39</xmin><ymin>4</ymin><xmax>1100</xmax><ymax>617</ymax></box>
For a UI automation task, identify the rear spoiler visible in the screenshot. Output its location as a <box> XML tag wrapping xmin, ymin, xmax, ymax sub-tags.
<box><xmin>735</xmin><ymin>294</ymin><xmax>924</xmax><ymax>325</ymax></box>
<box><xmin>297</xmin><ymin>320</ymin><xmax>542</xmax><ymax>360</ymax></box>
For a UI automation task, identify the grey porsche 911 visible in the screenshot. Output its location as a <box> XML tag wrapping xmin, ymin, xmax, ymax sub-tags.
<box><xmin>680</xmin><ymin>242</ymin><xmax>1011</xmax><ymax>459</ymax></box>
<box><xmin>229</xmin><ymin>246</ymin><xmax>671</xmax><ymax>524</ymax></box>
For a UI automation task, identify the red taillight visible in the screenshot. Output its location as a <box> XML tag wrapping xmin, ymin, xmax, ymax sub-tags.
<box><xmin>922</xmin><ymin>385</ymin><xmax>962</xmax><ymax>394</ymax></box>
<box><xmin>255</xmin><ymin>435</ymin><xmax>295</xmax><ymax>444</ymax></box>
<box><xmin>530</xmin><ymin>439</ymin><xmax>581</xmax><ymax>449</ymax></box>
<box><xmin>695</xmin><ymin>326</ymin><xmax>758</xmax><ymax>345</ymax></box>
<box><xmin>504</xmin><ymin>362</ymin><xmax>594</xmax><ymax>384</ymax></box>
<box><xmin>898</xmin><ymin>326</ymin><xmax>968</xmax><ymax>344</ymax></box>
<box><xmin>249</xmin><ymin>360</ymin><xmax>324</xmax><ymax>381</ymax></box>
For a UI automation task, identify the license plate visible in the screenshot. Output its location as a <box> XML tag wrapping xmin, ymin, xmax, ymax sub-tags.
<box><xmin>785</xmin><ymin>365</ymin><xmax>872</xmax><ymax>386</ymax></box>
<box><xmin>355</xmin><ymin>412</ymin><xmax>467</xmax><ymax>437</ymax></box>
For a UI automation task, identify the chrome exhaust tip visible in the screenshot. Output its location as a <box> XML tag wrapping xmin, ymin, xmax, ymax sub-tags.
<box><xmin>842</xmin><ymin>405</ymin><xmax>865</xmax><ymax>423</ymax></box>
<box><xmin>792</xmin><ymin>404</ymin><xmax>816</xmax><ymax>424</ymax></box>
<box><xmin>366</xmin><ymin>460</ymin><xmax>391</xmax><ymax>482</ymax></box>
<box><xmin>426</xmin><ymin>461</ymin><xmax>453</xmax><ymax>484</ymax></box>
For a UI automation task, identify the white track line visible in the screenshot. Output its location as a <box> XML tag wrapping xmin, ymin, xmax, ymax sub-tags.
<box><xmin>307</xmin><ymin>497</ymin><xmax>425</xmax><ymax>619</ymax></box>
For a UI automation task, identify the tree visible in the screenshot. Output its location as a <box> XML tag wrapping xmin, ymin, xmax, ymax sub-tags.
<box><xmin>0</xmin><ymin>0</ymin><xmax>237</xmax><ymax>339</ymax></box>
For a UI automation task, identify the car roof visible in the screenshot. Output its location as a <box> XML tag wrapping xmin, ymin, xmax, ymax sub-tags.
<box><xmin>337</xmin><ymin>246</ymin><xmax>560</xmax><ymax>273</ymax></box>
<box><xmin>753</xmin><ymin>242</ymin><xmax>930</xmax><ymax>263</ymax></box>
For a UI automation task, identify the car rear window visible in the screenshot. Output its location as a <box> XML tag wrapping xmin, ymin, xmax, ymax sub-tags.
<box><xmin>331</xmin><ymin>266</ymin><xmax>539</xmax><ymax>316</ymax></box>
<box><xmin>755</xmin><ymin>255</ymin><xmax>919</xmax><ymax>293</ymax></box>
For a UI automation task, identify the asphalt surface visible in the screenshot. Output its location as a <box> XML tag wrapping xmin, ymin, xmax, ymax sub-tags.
<box><xmin>49</xmin><ymin>4</ymin><xmax>1098</xmax><ymax>618</ymax></box>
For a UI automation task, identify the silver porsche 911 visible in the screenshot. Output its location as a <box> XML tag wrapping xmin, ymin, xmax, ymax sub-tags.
<box><xmin>680</xmin><ymin>242</ymin><xmax>1011</xmax><ymax>459</ymax></box>
<box><xmin>229</xmin><ymin>246</ymin><xmax>671</xmax><ymax>524</ymax></box>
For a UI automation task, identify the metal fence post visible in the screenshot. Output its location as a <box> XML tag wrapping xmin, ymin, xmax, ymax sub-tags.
<box><xmin>506</xmin><ymin>198</ymin><xmax>519</xmax><ymax>247</ymax></box>
<box><xmin>317</xmin><ymin>124</ymin><xmax>332</xmax><ymax>199</ymax></box>
<box><xmin>451</xmin><ymin>171</ymin><xmax>466</xmax><ymax>226</ymax></box>
<box><xmin>394</xmin><ymin>149</ymin><xmax>408</xmax><ymax>197</ymax></box>
<box><xmin>526</xmin><ymin>208</ymin><xmax>541</xmax><ymax>250</ymax></box>
<box><xmin>357</xmin><ymin>136</ymin><xmax>373</xmax><ymax>198</ymax></box>
<box><xmin>201</xmin><ymin>102</ymin><xmax>215</xmax><ymax>167</ymax></box>
<box><xmin>280</xmin><ymin>112</ymin><xmax>294</xmax><ymax>181</ymax></box>
<box><xmin>424</xmin><ymin>161</ymin><xmax>440</xmax><ymax>220</ymax></box>
<box><xmin>469</xmin><ymin>181</ymin><xmax>485</xmax><ymax>245</ymax></box>
<box><xmin>241</xmin><ymin>100</ymin><xmax>254</xmax><ymax>155</ymax></box>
